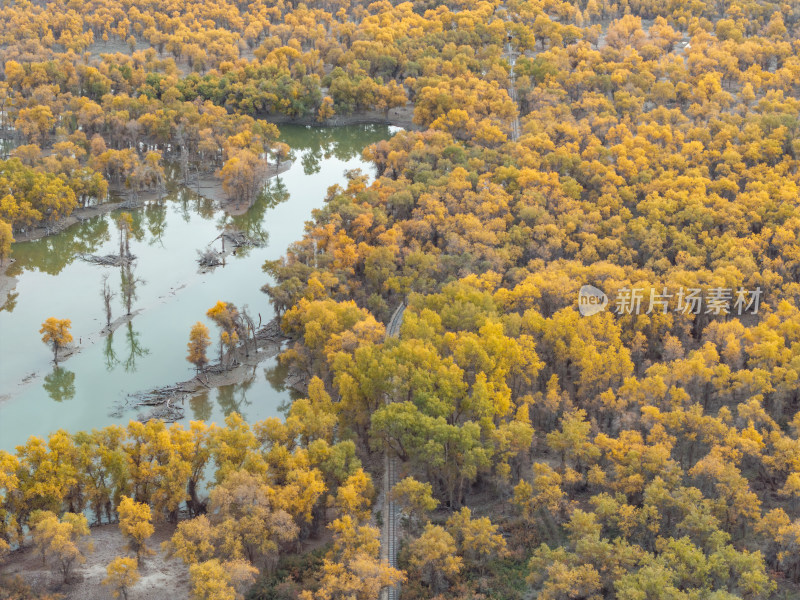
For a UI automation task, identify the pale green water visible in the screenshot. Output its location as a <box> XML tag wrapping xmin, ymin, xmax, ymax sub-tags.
<box><xmin>0</xmin><ymin>124</ymin><xmax>396</xmax><ymax>451</ymax></box>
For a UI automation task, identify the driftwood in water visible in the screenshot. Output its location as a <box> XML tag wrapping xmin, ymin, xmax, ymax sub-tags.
<box><xmin>197</xmin><ymin>230</ymin><xmax>263</xmax><ymax>269</ymax></box>
<box><xmin>128</xmin><ymin>318</ymin><xmax>287</xmax><ymax>423</ymax></box>
<box><xmin>131</xmin><ymin>384</ymin><xmax>191</xmax><ymax>407</ymax></box>
<box><xmin>197</xmin><ymin>248</ymin><xmax>223</xmax><ymax>267</ymax></box>
<box><xmin>256</xmin><ymin>318</ymin><xmax>285</xmax><ymax>343</ymax></box>
<box><xmin>80</xmin><ymin>253</ymin><xmax>136</xmax><ymax>266</ymax></box>
<box><xmin>132</xmin><ymin>384</ymin><xmax>189</xmax><ymax>423</ymax></box>
<box><xmin>223</xmin><ymin>230</ymin><xmax>265</xmax><ymax>248</ymax></box>
<box><xmin>211</xmin><ymin>230</ymin><xmax>266</xmax><ymax>249</ymax></box>
<box><xmin>139</xmin><ymin>403</ymin><xmax>185</xmax><ymax>423</ymax></box>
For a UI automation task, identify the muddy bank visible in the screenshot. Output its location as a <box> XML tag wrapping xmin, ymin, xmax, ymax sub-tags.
<box><xmin>9</xmin><ymin>200</ymin><xmax>132</xmax><ymax>245</ymax></box>
<box><xmin>9</xmin><ymin>161</ymin><xmax>291</xmax><ymax>247</ymax></box>
<box><xmin>129</xmin><ymin>318</ymin><xmax>289</xmax><ymax>422</ymax></box>
<box><xmin>198</xmin><ymin>161</ymin><xmax>292</xmax><ymax>216</ymax></box>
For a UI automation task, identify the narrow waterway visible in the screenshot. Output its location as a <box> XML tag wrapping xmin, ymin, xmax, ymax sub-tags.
<box><xmin>0</xmin><ymin>124</ymin><xmax>397</xmax><ymax>451</ymax></box>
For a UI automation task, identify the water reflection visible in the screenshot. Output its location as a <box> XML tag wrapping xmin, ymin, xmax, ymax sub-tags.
<box><xmin>43</xmin><ymin>367</ymin><xmax>76</xmax><ymax>402</ymax></box>
<box><xmin>1</xmin><ymin>290</ymin><xmax>17</xmax><ymax>313</ymax></box>
<box><xmin>145</xmin><ymin>201</ymin><xmax>168</xmax><ymax>246</ymax></box>
<box><xmin>228</xmin><ymin>181</ymin><xmax>292</xmax><ymax>253</ymax></box>
<box><xmin>178</xmin><ymin>189</ymin><xmax>216</xmax><ymax>222</ymax></box>
<box><xmin>6</xmin><ymin>216</ymin><xmax>111</xmax><ymax>277</ymax></box>
<box><xmin>103</xmin><ymin>333</ymin><xmax>119</xmax><ymax>371</ymax></box>
<box><xmin>122</xmin><ymin>209</ymin><xmax>146</xmax><ymax>245</ymax></box>
<box><xmin>1</xmin><ymin>123</ymin><xmax>396</xmax><ymax>452</ymax></box>
<box><xmin>120</xmin><ymin>263</ymin><xmax>144</xmax><ymax>316</ymax></box>
<box><xmin>264</xmin><ymin>360</ymin><xmax>290</xmax><ymax>394</ymax></box>
<box><xmin>216</xmin><ymin>371</ymin><xmax>255</xmax><ymax>417</ymax></box>
<box><xmin>122</xmin><ymin>322</ymin><xmax>149</xmax><ymax>372</ymax></box>
<box><xmin>284</xmin><ymin>124</ymin><xmax>389</xmax><ymax>175</ymax></box>
<box><xmin>190</xmin><ymin>390</ymin><xmax>213</xmax><ymax>421</ymax></box>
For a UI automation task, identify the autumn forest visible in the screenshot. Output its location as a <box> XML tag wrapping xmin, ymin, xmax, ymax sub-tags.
<box><xmin>2</xmin><ymin>0</ymin><xmax>800</xmax><ymax>599</ymax></box>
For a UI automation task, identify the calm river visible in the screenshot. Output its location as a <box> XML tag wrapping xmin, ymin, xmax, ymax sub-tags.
<box><xmin>0</xmin><ymin>124</ymin><xmax>396</xmax><ymax>451</ymax></box>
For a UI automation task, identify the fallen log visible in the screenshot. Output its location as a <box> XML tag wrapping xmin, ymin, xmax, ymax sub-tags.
<box><xmin>80</xmin><ymin>253</ymin><xmax>136</xmax><ymax>266</ymax></box>
<box><xmin>197</xmin><ymin>248</ymin><xmax>223</xmax><ymax>267</ymax></box>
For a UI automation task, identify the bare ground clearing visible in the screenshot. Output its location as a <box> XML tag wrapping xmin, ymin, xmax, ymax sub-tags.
<box><xmin>0</xmin><ymin>523</ymin><xmax>190</xmax><ymax>600</ymax></box>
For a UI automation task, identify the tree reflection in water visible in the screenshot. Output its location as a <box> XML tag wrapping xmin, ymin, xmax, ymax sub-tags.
<box><xmin>5</xmin><ymin>215</ymin><xmax>110</xmax><ymax>277</ymax></box>
<box><xmin>123</xmin><ymin>321</ymin><xmax>149</xmax><ymax>372</ymax></box>
<box><xmin>215</xmin><ymin>368</ymin><xmax>256</xmax><ymax>417</ymax></box>
<box><xmin>223</xmin><ymin>179</ymin><xmax>291</xmax><ymax>257</ymax></box>
<box><xmin>144</xmin><ymin>201</ymin><xmax>168</xmax><ymax>247</ymax></box>
<box><xmin>43</xmin><ymin>367</ymin><xmax>76</xmax><ymax>402</ymax></box>
<box><xmin>1</xmin><ymin>290</ymin><xmax>18</xmax><ymax>313</ymax></box>
<box><xmin>103</xmin><ymin>332</ymin><xmax>119</xmax><ymax>371</ymax></box>
<box><xmin>190</xmin><ymin>390</ymin><xmax>212</xmax><ymax>421</ymax></box>
<box><xmin>284</xmin><ymin>124</ymin><xmax>392</xmax><ymax>176</ymax></box>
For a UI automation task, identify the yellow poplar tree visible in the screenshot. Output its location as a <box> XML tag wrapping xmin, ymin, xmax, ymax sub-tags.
<box><xmin>103</xmin><ymin>556</ymin><xmax>140</xmax><ymax>600</ymax></box>
<box><xmin>317</xmin><ymin>96</ymin><xmax>335</xmax><ymax>121</ymax></box>
<box><xmin>406</xmin><ymin>523</ymin><xmax>462</xmax><ymax>592</ymax></box>
<box><xmin>39</xmin><ymin>318</ymin><xmax>73</xmax><ymax>364</ymax></box>
<box><xmin>30</xmin><ymin>510</ymin><xmax>91</xmax><ymax>583</ymax></box>
<box><xmin>0</xmin><ymin>219</ymin><xmax>12</xmax><ymax>265</ymax></box>
<box><xmin>117</xmin><ymin>496</ymin><xmax>154</xmax><ymax>560</ymax></box>
<box><xmin>187</xmin><ymin>322</ymin><xmax>212</xmax><ymax>372</ymax></box>
<box><xmin>189</xmin><ymin>558</ymin><xmax>257</xmax><ymax>600</ymax></box>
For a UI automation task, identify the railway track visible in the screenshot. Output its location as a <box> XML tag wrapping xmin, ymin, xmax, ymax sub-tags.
<box><xmin>385</xmin><ymin>454</ymin><xmax>400</xmax><ymax>600</ymax></box>
<box><xmin>380</xmin><ymin>300</ymin><xmax>405</xmax><ymax>600</ymax></box>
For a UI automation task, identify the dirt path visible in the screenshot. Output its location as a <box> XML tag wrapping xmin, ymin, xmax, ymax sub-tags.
<box><xmin>0</xmin><ymin>523</ymin><xmax>190</xmax><ymax>600</ymax></box>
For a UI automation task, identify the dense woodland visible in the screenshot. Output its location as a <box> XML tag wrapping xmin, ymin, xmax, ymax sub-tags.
<box><xmin>3</xmin><ymin>0</ymin><xmax>800</xmax><ymax>599</ymax></box>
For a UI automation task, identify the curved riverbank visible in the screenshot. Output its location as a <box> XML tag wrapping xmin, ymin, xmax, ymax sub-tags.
<box><xmin>0</xmin><ymin>161</ymin><xmax>293</xmax><ymax>308</ymax></box>
<box><xmin>0</xmin><ymin>123</ymin><xmax>396</xmax><ymax>452</ymax></box>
